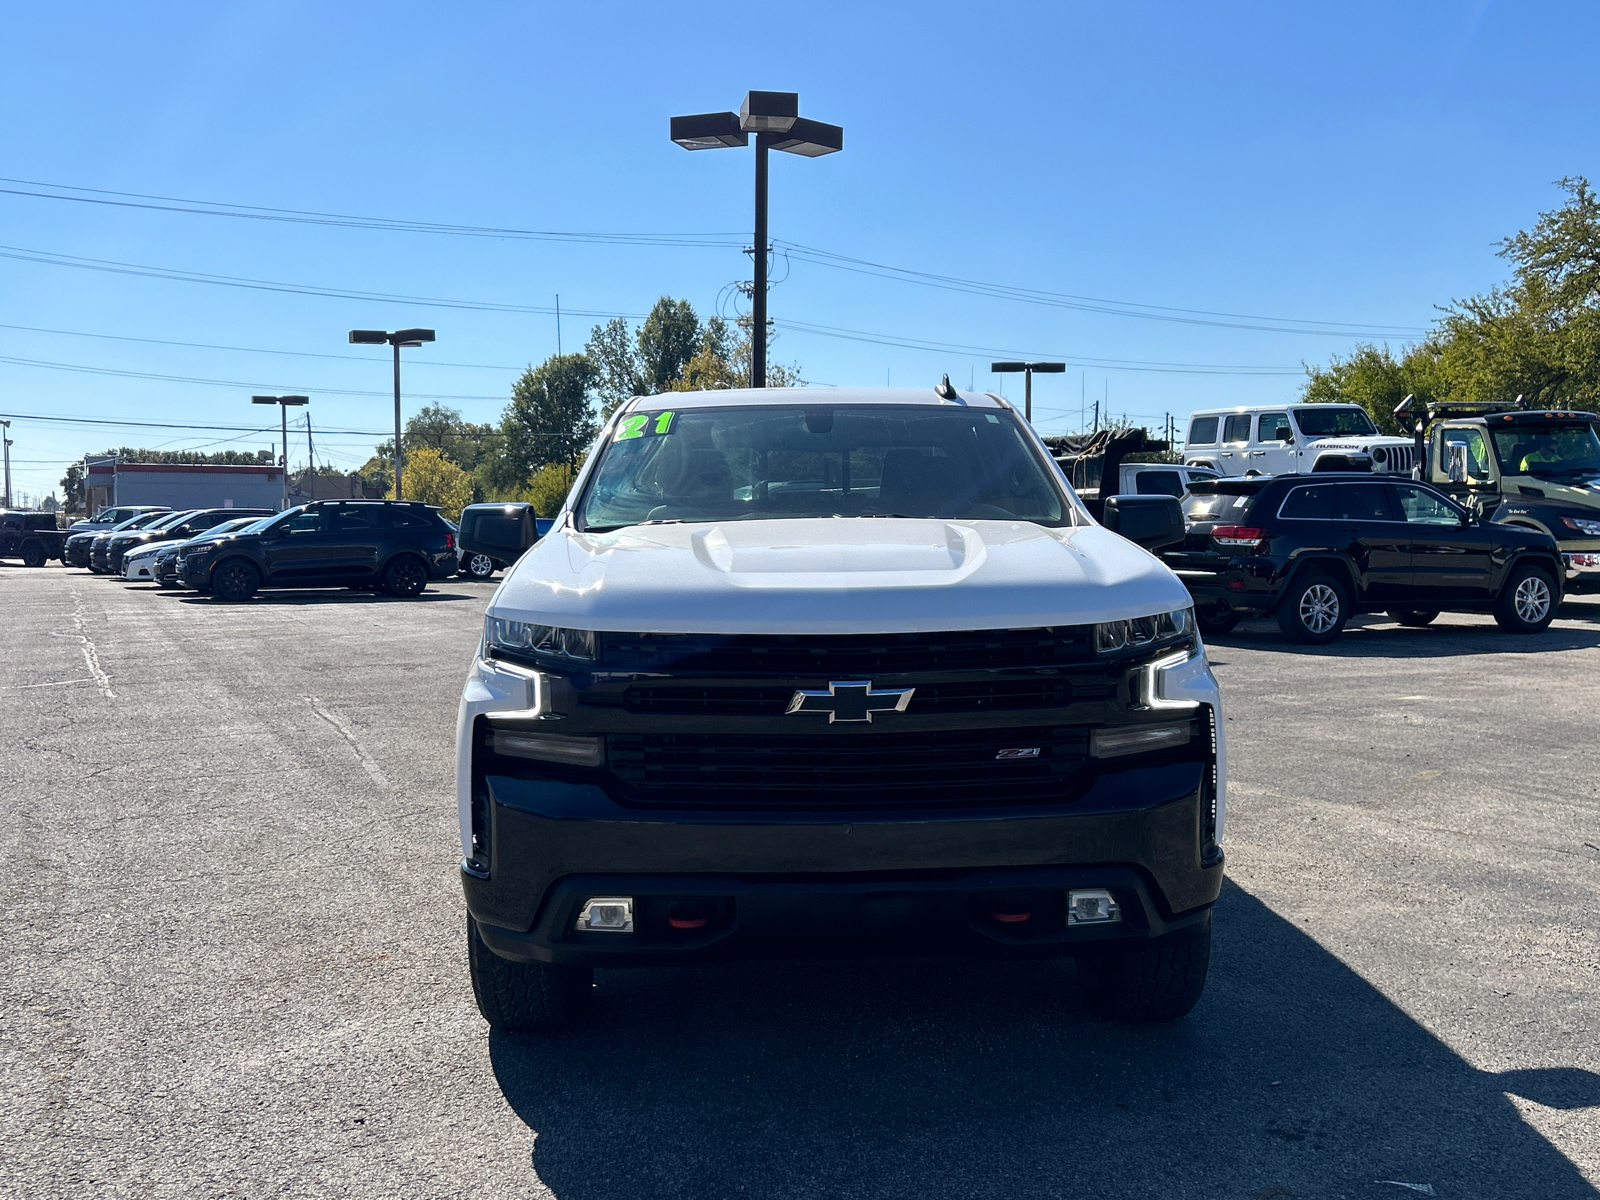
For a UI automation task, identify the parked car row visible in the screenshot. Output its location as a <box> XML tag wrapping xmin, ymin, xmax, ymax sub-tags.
<box><xmin>58</xmin><ymin>500</ymin><xmax>466</xmax><ymax>601</ymax></box>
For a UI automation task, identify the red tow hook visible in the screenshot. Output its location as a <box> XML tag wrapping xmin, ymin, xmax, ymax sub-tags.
<box><xmin>667</xmin><ymin>902</ymin><xmax>709</xmax><ymax>930</ymax></box>
<box><xmin>990</xmin><ymin>909</ymin><xmax>1031</xmax><ymax>924</ymax></box>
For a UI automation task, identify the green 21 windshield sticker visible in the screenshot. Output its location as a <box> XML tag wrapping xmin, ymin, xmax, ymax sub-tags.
<box><xmin>615</xmin><ymin>410</ymin><xmax>678</xmax><ymax>441</ymax></box>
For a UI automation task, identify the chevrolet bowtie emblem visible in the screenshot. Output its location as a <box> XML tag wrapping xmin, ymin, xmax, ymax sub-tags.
<box><xmin>786</xmin><ymin>680</ymin><xmax>915</xmax><ymax>724</ymax></box>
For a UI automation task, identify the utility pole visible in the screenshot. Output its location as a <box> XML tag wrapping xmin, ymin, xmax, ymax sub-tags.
<box><xmin>555</xmin><ymin>294</ymin><xmax>562</xmax><ymax>356</ymax></box>
<box><xmin>306</xmin><ymin>413</ymin><xmax>315</xmax><ymax>475</ymax></box>
<box><xmin>1</xmin><ymin>420</ymin><xmax>11</xmax><ymax>509</ymax></box>
<box><xmin>1092</xmin><ymin>400</ymin><xmax>1100</xmax><ymax>433</ymax></box>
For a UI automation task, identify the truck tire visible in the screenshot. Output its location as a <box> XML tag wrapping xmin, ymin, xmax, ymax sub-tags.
<box><xmin>1387</xmin><ymin>609</ymin><xmax>1439</xmax><ymax>627</ymax></box>
<box><xmin>383</xmin><ymin>556</ymin><xmax>429</xmax><ymax>598</ymax></box>
<box><xmin>1078</xmin><ymin>924</ymin><xmax>1211</xmax><ymax>1023</ymax></box>
<box><xmin>466</xmin><ymin>915</ymin><xmax>592</xmax><ymax>1030</ymax></box>
<box><xmin>20</xmin><ymin>541</ymin><xmax>48</xmax><ymax>568</ymax></box>
<box><xmin>1494</xmin><ymin>563</ymin><xmax>1556</xmax><ymax>633</ymax></box>
<box><xmin>213</xmin><ymin>560</ymin><xmax>260</xmax><ymax>602</ymax></box>
<box><xmin>1195</xmin><ymin>608</ymin><xmax>1241</xmax><ymax>636</ymax></box>
<box><xmin>1276</xmin><ymin>571</ymin><xmax>1348</xmax><ymax>643</ymax></box>
<box><xmin>459</xmin><ymin>552</ymin><xmax>497</xmax><ymax>580</ymax></box>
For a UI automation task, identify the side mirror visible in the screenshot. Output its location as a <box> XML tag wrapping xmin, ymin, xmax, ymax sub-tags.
<box><xmin>1102</xmin><ymin>494</ymin><xmax>1185</xmax><ymax>551</ymax></box>
<box><xmin>459</xmin><ymin>501</ymin><xmax>541</xmax><ymax>562</ymax></box>
<box><xmin>1278</xmin><ymin>428</ymin><xmax>1295</xmax><ymax>443</ymax></box>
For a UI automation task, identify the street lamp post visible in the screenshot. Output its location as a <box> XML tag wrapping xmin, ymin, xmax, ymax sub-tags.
<box><xmin>991</xmin><ymin>361</ymin><xmax>1066</xmax><ymax>425</ymax></box>
<box><xmin>671</xmin><ymin>92</ymin><xmax>842</xmax><ymax>388</ymax></box>
<box><xmin>251</xmin><ymin>395</ymin><xmax>310</xmax><ymax>510</ymax></box>
<box><xmin>349</xmin><ymin>329</ymin><xmax>436</xmax><ymax>499</ymax></box>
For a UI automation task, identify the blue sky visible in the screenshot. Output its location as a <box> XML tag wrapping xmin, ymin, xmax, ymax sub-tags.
<box><xmin>1</xmin><ymin>0</ymin><xmax>1595</xmax><ymax>502</ymax></box>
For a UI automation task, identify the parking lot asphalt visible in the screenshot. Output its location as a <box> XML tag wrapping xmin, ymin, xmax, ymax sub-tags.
<box><xmin>2</xmin><ymin>564</ymin><xmax>1598</xmax><ymax>1200</ymax></box>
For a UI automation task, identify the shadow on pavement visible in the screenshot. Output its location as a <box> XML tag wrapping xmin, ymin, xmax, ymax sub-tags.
<box><xmin>488</xmin><ymin>880</ymin><xmax>1597</xmax><ymax>1200</ymax></box>
<box><xmin>168</xmin><ymin>588</ymin><xmax>478</xmax><ymax>605</ymax></box>
<box><xmin>1204</xmin><ymin>618</ymin><xmax>1600</xmax><ymax>658</ymax></box>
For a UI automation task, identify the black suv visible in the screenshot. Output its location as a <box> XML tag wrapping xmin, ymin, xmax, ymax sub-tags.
<box><xmin>1165</xmin><ymin>474</ymin><xmax>1564</xmax><ymax>641</ymax></box>
<box><xmin>177</xmin><ymin>500</ymin><xmax>457</xmax><ymax>600</ymax></box>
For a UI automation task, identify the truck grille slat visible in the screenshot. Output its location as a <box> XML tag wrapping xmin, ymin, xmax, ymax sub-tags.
<box><xmin>599</xmin><ymin>627</ymin><xmax>1096</xmax><ymax>674</ymax></box>
<box><xmin>607</xmin><ymin>727</ymin><xmax>1092</xmax><ymax>810</ymax></box>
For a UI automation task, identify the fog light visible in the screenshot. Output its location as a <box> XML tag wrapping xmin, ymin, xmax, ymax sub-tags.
<box><xmin>492</xmin><ymin>730</ymin><xmax>603</xmax><ymax>767</ymax></box>
<box><xmin>1090</xmin><ymin>722</ymin><xmax>1191</xmax><ymax>758</ymax></box>
<box><xmin>1067</xmin><ymin>889</ymin><xmax>1121</xmax><ymax>926</ymax></box>
<box><xmin>575</xmin><ymin>897</ymin><xmax>633</xmax><ymax>933</ymax></box>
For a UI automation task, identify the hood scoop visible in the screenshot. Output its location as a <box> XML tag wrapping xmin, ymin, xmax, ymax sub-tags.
<box><xmin>690</xmin><ymin>520</ymin><xmax>988</xmax><ymax>589</ymax></box>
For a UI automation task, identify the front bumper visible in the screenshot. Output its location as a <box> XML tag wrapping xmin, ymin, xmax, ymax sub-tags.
<box><xmin>466</xmin><ymin>763</ymin><xmax>1221</xmax><ymax>966</ymax></box>
<box><xmin>1563</xmin><ymin>552</ymin><xmax>1600</xmax><ymax>594</ymax></box>
<box><xmin>122</xmin><ymin>555</ymin><xmax>160</xmax><ymax>581</ymax></box>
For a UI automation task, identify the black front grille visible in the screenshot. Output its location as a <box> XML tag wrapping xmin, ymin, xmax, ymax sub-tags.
<box><xmin>606</xmin><ymin>726</ymin><xmax>1091</xmax><ymax>810</ymax></box>
<box><xmin>611</xmin><ymin>677</ymin><xmax>1085</xmax><ymax>716</ymax></box>
<box><xmin>598</xmin><ymin>627</ymin><xmax>1096</xmax><ymax>674</ymax></box>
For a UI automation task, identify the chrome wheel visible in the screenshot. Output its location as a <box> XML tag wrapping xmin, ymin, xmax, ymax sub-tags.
<box><xmin>1299</xmin><ymin>583</ymin><xmax>1341</xmax><ymax>635</ymax></box>
<box><xmin>1514</xmin><ymin>575</ymin><xmax>1551</xmax><ymax>624</ymax></box>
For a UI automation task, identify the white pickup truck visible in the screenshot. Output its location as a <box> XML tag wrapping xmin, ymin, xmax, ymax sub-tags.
<box><xmin>455</xmin><ymin>385</ymin><xmax>1227</xmax><ymax>1030</ymax></box>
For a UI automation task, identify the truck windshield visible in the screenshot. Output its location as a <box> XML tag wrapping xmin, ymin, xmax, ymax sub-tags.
<box><xmin>1291</xmin><ymin>407</ymin><xmax>1377</xmax><ymax>437</ymax></box>
<box><xmin>1490</xmin><ymin>423</ymin><xmax>1600</xmax><ymax>480</ymax></box>
<box><xmin>578</xmin><ymin>404</ymin><xmax>1072</xmax><ymax>531</ymax></box>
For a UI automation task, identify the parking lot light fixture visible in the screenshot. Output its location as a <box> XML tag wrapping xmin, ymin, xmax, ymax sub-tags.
<box><xmin>348</xmin><ymin>329</ymin><xmax>436</xmax><ymax>499</ymax></box>
<box><xmin>991</xmin><ymin>361</ymin><xmax>1066</xmax><ymax>424</ymax></box>
<box><xmin>671</xmin><ymin>91</ymin><xmax>842</xmax><ymax>388</ymax></box>
<box><xmin>251</xmin><ymin>395</ymin><xmax>309</xmax><ymax>510</ymax></box>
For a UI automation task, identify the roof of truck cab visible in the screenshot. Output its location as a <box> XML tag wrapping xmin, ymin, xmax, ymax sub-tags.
<box><xmin>617</xmin><ymin>387</ymin><xmax>1009</xmax><ymax>411</ymax></box>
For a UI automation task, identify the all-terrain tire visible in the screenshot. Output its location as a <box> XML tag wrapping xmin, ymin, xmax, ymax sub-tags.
<box><xmin>20</xmin><ymin>541</ymin><xmax>48</xmax><ymax>568</ymax></box>
<box><xmin>383</xmin><ymin>556</ymin><xmax>428</xmax><ymax>598</ymax></box>
<box><xmin>1196</xmin><ymin>609</ymin><xmax>1241</xmax><ymax>637</ymax></box>
<box><xmin>1276</xmin><ymin>571</ymin><xmax>1349</xmax><ymax>644</ymax></box>
<box><xmin>213</xmin><ymin>560</ymin><xmax>260</xmax><ymax>602</ymax></box>
<box><xmin>1494</xmin><ymin>562</ymin><xmax>1557</xmax><ymax>633</ymax></box>
<box><xmin>1078</xmin><ymin>924</ymin><xmax>1212</xmax><ymax>1023</ymax></box>
<box><xmin>1387</xmin><ymin>609</ymin><xmax>1440</xmax><ymax>628</ymax></box>
<box><xmin>466</xmin><ymin>915</ymin><xmax>593</xmax><ymax>1031</ymax></box>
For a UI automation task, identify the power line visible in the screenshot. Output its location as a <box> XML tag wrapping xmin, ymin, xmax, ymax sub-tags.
<box><xmin>0</xmin><ymin>244</ymin><xmax>643</xmax><ymax>318</ymax></box>
<box><xmin>0</xmin><ymin>173</ymin><xmax>1428</xmax><ymax>339</ymax></box>
<box><xmin>0</xmin><ymin>321</ymin><xmax>527</xmax><ymax>371</ymax></box>
<box><xmin>0</xmin><ymin>353</ymin><xmax>510</xmax><ymax>400</ymax></box>
<box><xmin>775</xmin><ymin>319</ymin><xmax>1303</xmax><ymax>376</ymax></box>
<box><xmin>0</xmin><ymin>176</ymin><xmax>746</xmax><ymax>248</ymax></box>
<box><xmin>0</xmin><ymin>410</ymin><xmax>390</xmax><ymax>436</ymax></box>
<box><xmin>776</xmin><ymin>242</ymin><xmax>1428</xmax><ymax>339</ymax></box>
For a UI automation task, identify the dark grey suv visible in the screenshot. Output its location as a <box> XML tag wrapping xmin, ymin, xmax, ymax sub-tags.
<box><xmin>177</xmin><ymin>500</ymin><xmax>457</xmax><ymax>600</ymax></box>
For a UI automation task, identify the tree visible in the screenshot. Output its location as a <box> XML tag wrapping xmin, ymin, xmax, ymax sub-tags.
<box><xmin>521</xmin><ymin>463</ymin><xmax>575</xmax><ymax>517</ymax></box>
<box><xmin>60</xmin><ymin>461</ymin><xmax>85</xmax><ymax>512</ymax></box>
<box><xmin>502</xmin><ymin>353</ymin><xmax>598</xmax><ymax>478</ymax></box>
<box><xmin>401</xmin><ymin>404</ymin><xmax>501</xmax><ymax>474</ymax></box>
<box><xmin>387</xmin><ymin>447</ymin><xmax>473</xmax><ymax>520</ymax></box>
<box><xmin>589</xmin><ymin>301</ymin><xmax>804</xmax><ymax>411</ymax></box>
<box><xmin>1304</xmin><ymin>178</ymin><xmax>1600</xmax><ymax>416</ymax></box>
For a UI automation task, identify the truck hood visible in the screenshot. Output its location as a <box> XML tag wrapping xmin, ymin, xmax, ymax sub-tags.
<box><xmin>489</xmin><ymin>519</ymin><xmax>1191</xmax><ymax>634</ymax></box>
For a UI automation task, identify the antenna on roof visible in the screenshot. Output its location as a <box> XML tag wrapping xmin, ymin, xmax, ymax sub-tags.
<box><xmin>934</xmin><ymin>373</ymin><xmax>959</xmax><ymax>400</ymax></box>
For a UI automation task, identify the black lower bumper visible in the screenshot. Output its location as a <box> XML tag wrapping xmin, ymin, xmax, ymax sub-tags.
<box><xmin>463</xmin><ymin>761</ymin><xmax>1223</xmax><ymax>967</ymax></box>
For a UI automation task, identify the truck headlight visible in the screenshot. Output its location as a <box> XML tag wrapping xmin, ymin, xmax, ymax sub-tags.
<box><xmin>484</xmin><ymin>617</ymin><xmax>596</xmax><ymax>661</ymax></box>
<box><xmin>1095</xmin><ymin>607</ymin><xmax>1193</xmax><ymax>653</ymax></box>
<box><xmin>1561</xmin><ymin>517</ymin><xmax>1600</xmax><ymax>537</ymax></box>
